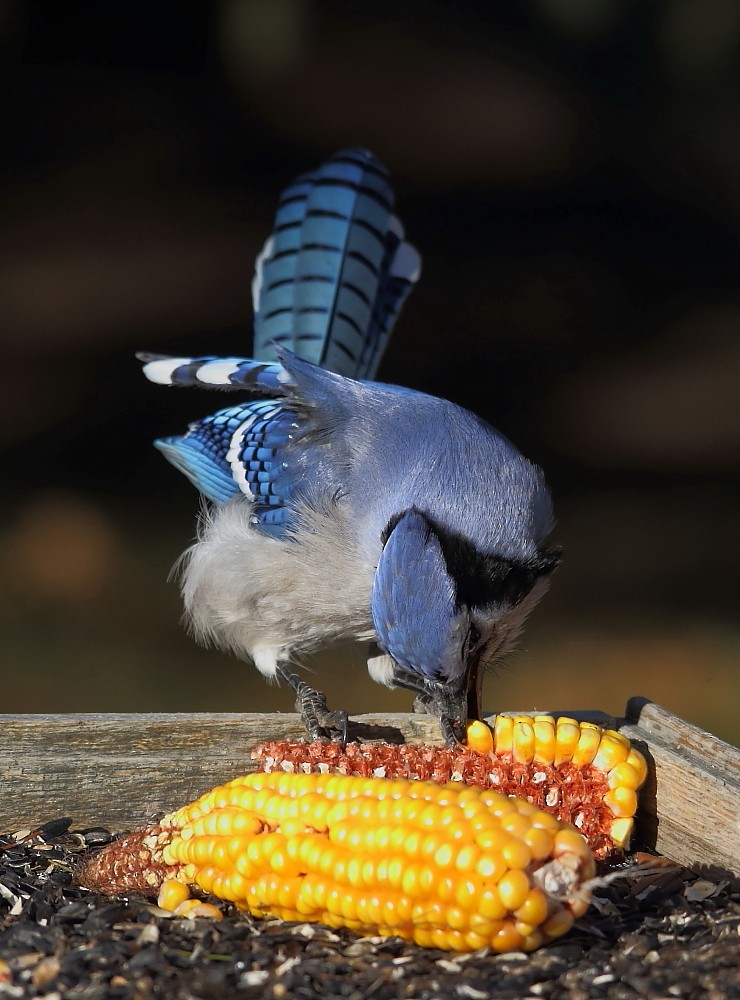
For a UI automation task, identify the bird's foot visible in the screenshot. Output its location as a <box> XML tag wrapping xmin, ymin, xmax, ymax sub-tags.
<box><xmin>388</xmin><ymin>665</ymin><xmax>467</xmax><ymax>746</ymax></box>
<box><xmin>276</xmin><ymin>664</ymin><xmax>348</xmax><ymax>744</ymax></box>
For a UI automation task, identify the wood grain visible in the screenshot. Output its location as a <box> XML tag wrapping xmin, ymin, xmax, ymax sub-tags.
<box><xmin>2</xmin><ymin>701</ymin><xmax>738</xmax><ymax>877</ymax></box>
<box><xmin>621</xmin><ymin>697</ymin><xmax>739</xmax><ymax>877</ymax></box>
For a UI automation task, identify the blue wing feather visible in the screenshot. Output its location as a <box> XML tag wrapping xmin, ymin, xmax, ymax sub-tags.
<box><xmin>371</xmin><ymin>510</ymin><xmax>468</xmax><ymax>685</ymax></box>
<box><xmin>155</xmin><ymin>399</ymin><xmax>300</xmax><ymax>535</ymax></box>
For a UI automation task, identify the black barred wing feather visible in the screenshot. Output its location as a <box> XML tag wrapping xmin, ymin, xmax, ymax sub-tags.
<box><xmin>154</xmin><ymin>401</ymin><xmax>299</xmax><ymax>537</ymax></box>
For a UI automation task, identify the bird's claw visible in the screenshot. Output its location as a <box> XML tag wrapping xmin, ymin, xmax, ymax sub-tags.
<box><xmin>294</xmin><ymin>680</ymin><xmax>348</xmax><ymax>744</ymax></box>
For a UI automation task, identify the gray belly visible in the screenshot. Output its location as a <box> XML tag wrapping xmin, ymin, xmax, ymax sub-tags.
<box><xmin>177</xmin><ymin>498</ymin><xmax>377</xmax><ymax>674</ymax></box>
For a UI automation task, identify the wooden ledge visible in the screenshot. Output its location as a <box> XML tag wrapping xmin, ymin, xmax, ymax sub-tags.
<box><xmin>1</xmin><ymin>700</ymin><xmax>738</xmax><ymax>876</ymax></box>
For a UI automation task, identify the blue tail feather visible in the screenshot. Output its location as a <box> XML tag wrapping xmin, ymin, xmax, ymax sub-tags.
<box><xmin>252</xmin><ymin>148</ymin><xmax>419</xmax><ymax>379</ymax></box>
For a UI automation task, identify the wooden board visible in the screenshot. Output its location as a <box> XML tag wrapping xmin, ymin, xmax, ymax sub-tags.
<box><xmin>1</xmin><ymin>701</ymin><xmax>738</xmax><ymax>877</ymax></box>
<box><xmin>620</xmin><ymin>697</ymin><xmax>739</xmax><ymax>878</ymax></box>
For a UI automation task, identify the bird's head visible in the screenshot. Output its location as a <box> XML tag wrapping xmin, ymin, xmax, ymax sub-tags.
<box><xmin>371</xmin><ymin>508</ymin><xmax>561</xmax><ymax>744</ymax></box>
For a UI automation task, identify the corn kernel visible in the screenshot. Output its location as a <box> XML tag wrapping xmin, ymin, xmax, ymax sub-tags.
<box><xmin>592</xmin><ymin>732</ymin><xmax>630</xmax><ymax>772</ymax></box>
<box><xmin>533</xmin><ymin>716</ymin><xmax>556</xmax><ymax>764</ymax></box>
<box><xmin>554</xmin><ymin>717</ymin><xmax>580</xmax><ymax>765</ymax></box>
<box><xmin>512</xmin><ymin>719</ymin><xmax>536</xmax><ymax>764</ymax></box>
<box><xmin>466</xmin><ymin>720</ymin><xmax>494</xmax><ymax>755</ymax></box>
<box><xmin>542</xmin><ymin>909</ymin><xmax>574</xmax><ymax>938</ymax></box>
<box><xmin>158</xmin><ymin>879</ymin><xmax>190</xmax><ymax>911</ymax></box>
<box><xmin>493</xmin><ymin>715</ymin><xmax>514</xmax><ymax>755</ymax></box>
<box><xmin>497</xmin><ymin>869</ymin><xmax>530</xmax><ymax>911</ymax></box>
<box><xmin>571</xmin><ymin>723</ymin><xmax>601</xmax><ymax>767</ymax></box>
<box><xmin>603</xmin><ymin>786</ymin><xmax>638</xmax><ymax>818</ymax></box>
<box><xmin>607</xmin><ymin>762</ymin><xmax>642</xmax><ymax>791</ymax></box>
<box><xmin>626</xmin><ymin>748</ymin><xmax>649</xmax><ymax>788</ymax></box>
<box><xmin>609</xmin><ymin>817</ymin><xmax>634</xmax><ymax>848</ymax></box>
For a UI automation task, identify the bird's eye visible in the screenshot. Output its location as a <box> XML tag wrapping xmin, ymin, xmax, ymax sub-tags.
<box><xmin>466</xmin><ymin>623</ymin><xmax>482</xmax><ymax>654</ymax></box>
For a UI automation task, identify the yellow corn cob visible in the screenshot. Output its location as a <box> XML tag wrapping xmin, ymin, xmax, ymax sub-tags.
<box><xmin>83</xmin><ymin>772</ymin><xmax>594</xmax><ymax>953</ymax></box>
<box><xmin>255</xmin><ymin>716</ymin><xmax>647</xmax><ymax>856</ymax></box>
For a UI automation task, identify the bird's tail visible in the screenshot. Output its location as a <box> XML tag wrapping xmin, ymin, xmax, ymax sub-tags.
<box><xmin>137</xmin><ymin>353</ymin><xmax>286</xmax><ymax>391</ymax></box>
<box><xmin>251</xmin><ymin>148</ymin><xmax>420</xmax><ymax>380</ymax></box>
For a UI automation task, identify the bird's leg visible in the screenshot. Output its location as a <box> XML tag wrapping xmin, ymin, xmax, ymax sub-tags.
<box><xmin>386</xmin><ymin>662</ymin><xmax>467</xmax><ymax>746</ymax></box>
<box><xmin>276</xmin><ymin>663</ymin><xmax>348</xmax><ymax>744</ymax></box>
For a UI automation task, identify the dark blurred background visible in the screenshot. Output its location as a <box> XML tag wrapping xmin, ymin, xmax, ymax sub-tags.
<box><xmin>2</xmin><ymin>1</ymin><xmax>738</xmax><ymax>744</ymax></box>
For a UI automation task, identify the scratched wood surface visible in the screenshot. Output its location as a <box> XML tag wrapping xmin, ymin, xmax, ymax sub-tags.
<box><xmin>1</xmin><ymin>701</ymin><xmax>738</xmax><ymax>877</ymax></box>
<box><xmin>621</xmin><ymin>697</ymin><xmax>739</xmax><ymax>877</ymax></box>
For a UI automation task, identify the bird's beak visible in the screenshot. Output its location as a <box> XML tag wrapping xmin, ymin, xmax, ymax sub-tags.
<box><xmin>465</xmin><ymin>652</ymin><xmax>484</xmax><ymax>726</ymax></box>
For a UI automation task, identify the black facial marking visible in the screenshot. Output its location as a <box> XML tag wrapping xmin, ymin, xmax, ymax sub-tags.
<box><xmin>382</xmin><ymin>509</ymin><xmax>562</xmax><ymax>611</ymax></box>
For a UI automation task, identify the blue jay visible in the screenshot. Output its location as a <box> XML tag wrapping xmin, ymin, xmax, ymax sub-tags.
<box><xmin>140</xmin><ymin>149</ymin><xmax>560</xmax><ymax>744</ymax></box>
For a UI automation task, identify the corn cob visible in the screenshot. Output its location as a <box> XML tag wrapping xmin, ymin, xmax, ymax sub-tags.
<box><xmin>82</xmin><ymin>771</ymin><xmax>594</xmax><ymax>953</ymax></box>
<box><xmin>253</xmin><ymin>716</ymin><xmax>647</xmax><ymax>858</ymax></box>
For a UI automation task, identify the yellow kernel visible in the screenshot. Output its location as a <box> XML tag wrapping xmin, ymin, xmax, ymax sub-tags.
<box><xmin>454</xmin><ymin>879</ymin><xmax>479</xmax><ymax>911</ymax></box>
<box><xmin>553</xmin><ymin>828</ymin><xmax>591</xmax><ymax>861</ymax></box>
<box><xmin>434</xmin><ymin>843</ymin><xmax>455</xmax><ymax>869</ymax></box>
<box><xmin>224</xmin><ymin>872</ymin><xmax>248</xmax><ymax>901</ymax></box>
<box><xmin>554</xmin><ymin>719</ymin><xmax>580</xmax><ymax>765</ymax></box>
<box><xmin>401</xmin><ymin>865</ymin><xmax>421</xmax><ymax>897</ymax></box>
<box><xmin>493</xmin><ymin>715</ymin><xmax>514</xmax><ymax>755</ymax></box>
<box><xmin>445</xmin><ymin>905</ymin><xmax>469</xmax><ymax>931</ymax></box>
<box><xmin>501</xmin><ymin>837</ymin><xmax>532</xmax><ymax>871</ymax></box>
<box><xmin>610</xmin><ymin>817</ymin><xmax>634</xmax><ymax>848</ymax></box>
<box><xmin>478</xmin><ymin>888</ymin><xmax>507</xmax><ymax>921</ymax></box>
<box><xmin>514</xmin><ymin>887</ymin><xmax>549</xmax><ymax>927</ymax></box>
<box><xmin>511</xmin><ymin>798</ymin><xmax>537</xmax><ymax>816</ymax></box>
<box><xmin>499</xmin><ymin>813</ymin><xmax>533</xmax><ymax>841</ymax></box>
<box><xmin>466</xmin><ymin>720</ymin><xmax>494</xmax><ymax>755</ymax></box>
<box><xmin>571</xmin><ymin>724</ymin><xmax>601</xmax><ymax>767</ymax></box>
<box><xmin>512</xmin><ymin>720</ymin><xmax>535</xmax><ymax>764</ymax></box>
<box><xmin>475</xmin><ymin>827</ymin><xmax>509</xmax><ymax>852</ymax></box>
<box><xmin>491</xmin><ymin>922</ymin><xmax>524</xmax><ymax>953</ymax></box>
<box><xmin>436</xmin><ymin>876</ymin><xmax>456</xmax><ymax>902</ymax></box>
<box><xmin>593</xmin><ymin>733</ymin><xmax>630</xmax><ymax>772</ymax></box>
<box><xmin>387</xmin><ymin>857</ymin><xmax>405</xmax><ymax>888</ymax></box>
<box><xmin>626</xmin><ymin>748</ymin><xmax>649</xmax><ymax>788</ymax></box>
<box><xmin>413</xmin><ymin>926</ymin><xmax>436</xmax><ymax>948</ymax></box>
<box><xmin>530</xmin><ymin>810</ymin><xmax>561</xmax><ymax>833</ymax></box>
<box><xmin>542</xmin><ymin>908</ymin><xmax>574</xmax><ymax>938</ymax></box>
<box><xmin>603</xmin><ymin>786</ymin><xmax>638</xmax><ymax>818</ymax></box>
<box><xmin>345</xmin><ymin>857</ymin><xmax>363</xmax><ymax>887</ymax></box>
<box><xmin>524</xmin><ymin>826</ymin><xmax>554</xmax><ymax>861</ymax></box>
<box><xmin>417</xmin><ymin>804</ymin><xmax>443</xmax><ymax>829</ymax></box>
<box><xmin>520</xmin><ymin>929</ymin><xmax>545</xmax><ymax>951</ymax></box>
<box><xmin>533</xmin><ymin>717</ymin><xmax>556</xmax><ymax>765</ymax></box>
<box><xmin>382</xmin><ymin>894</ymin><xmax>412</xmax><ymax>927</ymax></box>
<box><xmin>455</xmin><ymin>844</ymin><xmax>481</xmax><ymax>873</ymax></box>
<box><xmin>173</xmin><ymin>898</ymin><xmax>222</xmax><ymax>919</ymax></box>
<box><xmin>211</xmin><ymin>840</ymin><xmax>230</xmax><ymax>868</ymax></box>
<box><xmin>402</xmin><ymin>830</ymin><xmax>422</xmax><ymax>855</ymax></box>
<box><xmin>468</xmin><ymin>914</ymin><xmax>504</xmax><ymax>938</ymax></box>
<box><xmin>193</xmin><ymin>838</ymin><xmax>216</xmax><ymax>866</ymax></box>
<box><xmin>464</xmin><ymin>931</ymin><xmax>490</xmax><ymax>951</ymax></box>
<box><xmin>476</xmin><ymin>852</ymin><xmax>506</xmax><ymax>882</ymax></box>
<box><xmin>157</xmin><ymin>879</ymin><xmax>190</xmax><ymax>912</ymax></box>
<box><xmin>569</xmin><ymin>894</ymin><xmax>590</xmax><ymax>919</ymax></box>
<box><xmin>607</xmin><ymin>762</ymin><xmax>642</xmax><ymax>790</ymax></box>
<box><xmin>340</xmin><ymin>891</ymin><xmax>359</xmax><ymax>922</ymax></box>
<box><xmin>497</xmin><ymin>869</ymin><xmax>530</xmax><ymax>911</ymax></box>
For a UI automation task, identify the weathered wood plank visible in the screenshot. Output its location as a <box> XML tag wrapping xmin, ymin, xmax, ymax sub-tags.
<box><xmin>621</xmin><ymin>697</ymin><xmax>739</xmax><ymax>877</ymax></box>
<box><xmin>0</xmin><ymin>712</ymin><xmax>448</xmax><ymax>831</ymax></box>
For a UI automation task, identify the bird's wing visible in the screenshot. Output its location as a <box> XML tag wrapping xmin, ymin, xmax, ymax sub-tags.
<box><xmin>371</xmin><ymin>509</ymin><xmax>469</xmax><ymax>685</ymax></box>
<box><xmin>154</xmin><ymin>400</ymin><xmax>299</xmax><ymax>537</ymax></box>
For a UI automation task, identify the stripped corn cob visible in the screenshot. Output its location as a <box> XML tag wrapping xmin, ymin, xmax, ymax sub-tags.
<box><xmin>254</xmin><ymin>716</ymin><xmax>647</xmax><ymax>857</ymax></box>
<box><xmin>82</xmin><ymin>771</ymin><xmax>594</xmax><ymax>953</ymax></box>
